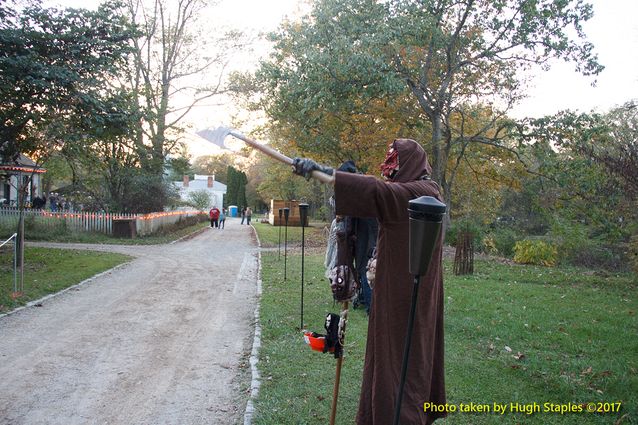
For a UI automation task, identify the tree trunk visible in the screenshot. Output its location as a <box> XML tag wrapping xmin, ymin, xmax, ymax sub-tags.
<box><xmin>431</xmin><ymin>113</ymin><xmax>443</xmax><ymax>185</ymax></box>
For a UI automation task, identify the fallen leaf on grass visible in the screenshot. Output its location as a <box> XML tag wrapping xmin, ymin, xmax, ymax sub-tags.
<box><xmin>580</xmin><ymin>366</ymin><xmax>593</xmax><ymax>376</ymax></box>
<box><xmin>504</xmin><ymin>345</ymin><xmax>512</xmax><ymax>352</ymax></box>
<box><xmin>614</xmin><ymin>413</ymin><xmax>629</xmax><ymax>425</ymax></box>
<box><xmin>513</xmin><ymin>352</ymin><xmax>525</xmax><ymax>360</ymax></box>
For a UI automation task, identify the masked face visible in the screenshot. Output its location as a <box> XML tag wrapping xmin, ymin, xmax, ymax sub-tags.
<box><xmin>380</xmin><ymin>143</ymin><xmax>399</xmax><ymax>180</ymax></box>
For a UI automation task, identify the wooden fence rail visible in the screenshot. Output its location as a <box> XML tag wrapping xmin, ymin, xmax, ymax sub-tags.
<box><xmin>0</xmin><ymin>208</ymin><xmax>201</xmax><ymax>236</ymax></box>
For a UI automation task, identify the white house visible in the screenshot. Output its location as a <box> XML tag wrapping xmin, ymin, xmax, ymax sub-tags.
<box><xmin>0</xmin><ymin>154</ymin><xmax>46</xmax><ymax>207</ymax></box>
<box><xmin>174</xmin><ymin>174</ymin><xmax>227</xmax><ymax>209</ymax></box>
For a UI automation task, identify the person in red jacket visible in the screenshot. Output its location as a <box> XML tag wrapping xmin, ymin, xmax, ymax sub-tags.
<box><xmin>209</xmin><ymin>206</ymin><xmax>220</xmax><ymax>228</ymax></box>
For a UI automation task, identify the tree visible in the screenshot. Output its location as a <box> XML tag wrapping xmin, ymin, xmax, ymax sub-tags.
<box><xmin>569</xmin><ymin>103</ymin><xmax>637</xmax><ymax>198</ymax></box>
<box><xmin>167</xmin><ymin>143</ymin><xmax>194</xmax><ymax>182</ymax></box>
<box><xmin>0</xmin><ymin>0</ymin><xmax>141</xmax><ymax>212</ymax></box>
<box><xmin>490</xmin><ymin>105</ymin><xmax>636</xmax><ymax>270</ymax></box>
<box><xmin>187</xmin><ymin>189</ymin><xmax>212</xmax><ymax>211</ymax></box>
<box><xmin>512</xmin><ymin>106</ymin><xmax>636</xmax><ymax>241</ymax></box>
<box><xmin>254</xmin><ymin>0</ymin><xmax>602</xmax><ymax>219</ymax></box>
<box><xmin>225</xmin><ymin>166</ymin><xmax>247</xmax><ymax>208</ymax></box>
<box><xmin>125</xmin><ymin>0</ymin><xmax>246</xmax><ymax>176</ymax></box>
<box><xmin>0</xmin><ymin>0</ymin><xmax>137</xmax><ymax>162</ymax></box>
<box><xmin>255</xmin><ymin>158</ymin><xmax>310</xmax><ymax>203</ymax></box>
<box><xmin>192</xmin><ymin>153</ymin><xmax>234</xmax><ymax>183</ymax></box>
<box><xmin>0</xmin><ymin>0</ymin><xmax>138</xmax><ymax>271</ymax></box>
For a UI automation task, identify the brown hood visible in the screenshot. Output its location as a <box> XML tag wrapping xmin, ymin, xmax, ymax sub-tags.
<box><xmin>391</xmin><ymin>138</ymin><xmax>432</xmax><ymax>183</ymax></box>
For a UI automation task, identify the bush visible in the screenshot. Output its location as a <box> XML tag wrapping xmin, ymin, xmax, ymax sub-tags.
<box><xmin>549</xmin><ymin>220</ymin><xmax>629</xmax><ymax>271</ymax></box>
<box><xmin>446</xmin><ymin>218</ymin><xmax>486</xmax><ymax>252</ymax></box>
<box><xmin>513</xmin><ymin>239</ymin><xmax>558</xmax><ymax>266</ymax></box>
<box><xmin>563</xmin><ymin>241</ymin><xmax>627</xmax><ymax>271</ymax></box>
<box><xmin>484</xmin><ymin>227</ymin><xmax>518</xmax><ymax>257</ymax></box>
<box><xmin>186</xmin><ymin>190</ymin><xmax>212</xmax><ymax>211</ymax></box>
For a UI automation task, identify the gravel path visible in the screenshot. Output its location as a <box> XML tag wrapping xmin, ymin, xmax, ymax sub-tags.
<box><xmin>0</xmin><ymin>219</ymin><xmax>259</xmax><ymax>425</ymax></box>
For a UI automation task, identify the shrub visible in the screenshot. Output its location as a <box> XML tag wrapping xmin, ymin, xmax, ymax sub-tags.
<box><xmin>485</xmin><ymin>227</ymin><xmax>518</xmax><ymax>257</ymax></box>
<box><xmin>186</xmin><ymin>190</ymin><xmax>213</xmax><ymax>211</ymax></box>
<box><xmin>446</xmin><ymin>218</ymin><xmax>486</xmax><ymax>252</ymax></box>
<box><xmin>549</xmin><ymin>220</ymin><xmax>629</xmax><ymax>271</ymax></box>
<box><xmin>513</xmin><ymin>239</ymin><xmax>558</xmax><ymax>266</ymax></box>
<box><xmin>563</xmin><ymin>241</ymin><xmax>627</xmax><ymax>271</ymax></box>
<box><xmin>482</xmin><ymin>235</ymin><xmax>497</xmax><ymax>255</ymax></box>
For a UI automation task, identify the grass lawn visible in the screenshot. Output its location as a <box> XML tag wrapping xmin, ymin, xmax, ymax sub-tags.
<box><xmin>0</xmin><ymin>247</ymin><xmax>131</xmax><ymax>314</ymax></box>
<box><xmin>253</xmin><ymin>224</ymin><xmax>637</xmax><ymax>424</ymax></box>
<box><xmin>253</xmin><ymin>221</ymin><xmax>328</xmax><ymax>248</ymax></box>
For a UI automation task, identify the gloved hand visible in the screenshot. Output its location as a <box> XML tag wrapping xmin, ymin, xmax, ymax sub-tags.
<box><xmin>292</xmin><ymin>158</ymin><xmax>334</xmax><ymax>180</ymax></box>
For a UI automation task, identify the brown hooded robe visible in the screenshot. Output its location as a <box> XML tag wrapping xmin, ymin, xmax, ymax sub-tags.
<box><xmin>334</xmin><ymin>139</ymin><xmax>446</xmax><ymax>425</ymax></box>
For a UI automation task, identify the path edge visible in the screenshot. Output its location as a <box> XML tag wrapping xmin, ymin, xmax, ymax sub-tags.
<box><xmin>243</xmin><ymin>223</ymin><xmax>263</xmax><ymax>425</ymax></box>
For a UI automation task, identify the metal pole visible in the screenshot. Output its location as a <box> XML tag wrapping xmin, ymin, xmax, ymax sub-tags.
<box><xmin>393</xmin><ymin>275</ymin><xmax>421</xmax><ymax>425</ymax></box>
<box><xmin>298</xmin><ymin>203</ymin><xmax>309</xmax><ymax>330</ymax></box>
<box><xmin>393</xmin><ymin>196</ymin><xmax>446</xmax><ymax>425</ymax></box>
<box><xmin>278</xmin><ymin>208</ymin><xmax>283</xmax><ymax>261</ymax></box>
<box><xmin>283</xmin><ymin>207</ymin><xmax>290</xmax><ymax>281</ymax></box>
<box><xmin>16</xmin><ymin>178</ymin><xmax>25</xmax><ymax>294</ymax></box>
<box><xmin>13</xmin><ymin>234</ymin><xmax>17</xmax><ymax>294</ymax></box>
<box><xmin>300</xmin><ymin>223</ymin><xmax>305</xmax><ymax>329</ymax></box>
<box><xmin>19</xmin><ymin>213</ymin><xmax>24</xmax><ymax>293</ymax></box>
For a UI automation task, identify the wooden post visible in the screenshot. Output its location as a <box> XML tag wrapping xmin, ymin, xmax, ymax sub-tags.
<box><xmin>329</xmin><ymin>301</ymin><xmax>348</xmax><ymax>425</ymax></box>
<box><xmin>453</xmin><ymin>230</ymin><xmax>474</xmax><ymax>275</ymax></box>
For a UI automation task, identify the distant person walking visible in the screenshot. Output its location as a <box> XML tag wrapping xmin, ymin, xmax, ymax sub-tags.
<box><xmin>209</xmin><ymin>206</ymin><xmax>220</xmax><ymax>228</ymax></box>
<box><xmin>49</xmin><ymin>193</ymin><xmax>58</xmax><ymax>212</ymax></box>
<box><xmin>245</xmin><ymin>207</ymin><xmax>252</xmax><ymax>225</ymax></box>
<box><xmin>219</xmin><ymin>208</ymin><xmax>226</xmax><ymax>229</ymax></box>
<box><xmin>240</xmin><ymin>207</ymin><xmax>246</xmax><ymax>225</ymax></box>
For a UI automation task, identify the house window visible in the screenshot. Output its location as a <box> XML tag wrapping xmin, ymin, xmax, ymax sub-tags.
<box><xmin>3</xmin><ymin>182</ymin><xmax>9</xmax><ymax>203</ymax></box>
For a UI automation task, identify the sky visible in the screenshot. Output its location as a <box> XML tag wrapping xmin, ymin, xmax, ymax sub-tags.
<box><xmin>48</xmin><ymin>0</ymin><xmax>638</xmax><ymax>156</ymax></box>
<box><xmin>211</xmin><ymin>0</ymin><xmax>638</xmax><ymax>119</ymax></box>
<box><xmin>510</xmin><ymin>0</ymin><xmax>638</xmax><ymax>118</ymax></box>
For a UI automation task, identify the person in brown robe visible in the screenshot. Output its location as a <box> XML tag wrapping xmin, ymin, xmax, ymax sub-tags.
<box><xmin>293</xmin><ymin>138</ymin><xmax>446</xmax><ymax>424</ymax></box>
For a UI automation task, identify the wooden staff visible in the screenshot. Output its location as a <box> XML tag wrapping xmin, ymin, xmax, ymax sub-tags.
<box><xmin>330</xmin><ymin>301</ymin><xmax>349</xmax><ymax>425</ymax></box>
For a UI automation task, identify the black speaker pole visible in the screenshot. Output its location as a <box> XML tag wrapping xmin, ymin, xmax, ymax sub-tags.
<box><xmin>298</xmin><ymin>203</ymin><xmax>309</xmax><ymax>330</ymax></box>
<box><xmin>283</xmin><ymin>207</ymin><xmax>290</xmax><ymax>281</ymax></box>
<box><xmin>393</xmin><ymin>196</ymin><xmax>446</xmax><ymax>425</ymax></box>
<box><xmin>278</xmin><ymin>208</ymin><xmax>283</xmax><ymax>261</ymax></box>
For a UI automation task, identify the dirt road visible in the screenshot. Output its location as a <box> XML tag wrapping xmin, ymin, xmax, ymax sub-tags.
<box><xmin>0</xmin><ymin>220</ymin><xmax>259</xmax><ymax>425</ymax></box>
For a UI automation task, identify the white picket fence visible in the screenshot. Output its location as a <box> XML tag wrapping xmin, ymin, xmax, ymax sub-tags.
<box><xmin>0</xmin><ymin>208</ymin><xmax>202</xmax><ymax>236</ymax></box>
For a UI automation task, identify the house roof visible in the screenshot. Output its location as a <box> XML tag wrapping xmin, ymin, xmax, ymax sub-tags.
<box><xmin>173</xmin><ymin>176</ymin><xmax>227</xmax><ymax>192</ymax></box>
<box><xmin>0</xmin><ymin>154</ymin><xmax>46</xmax><ymax>174</ymax></box>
